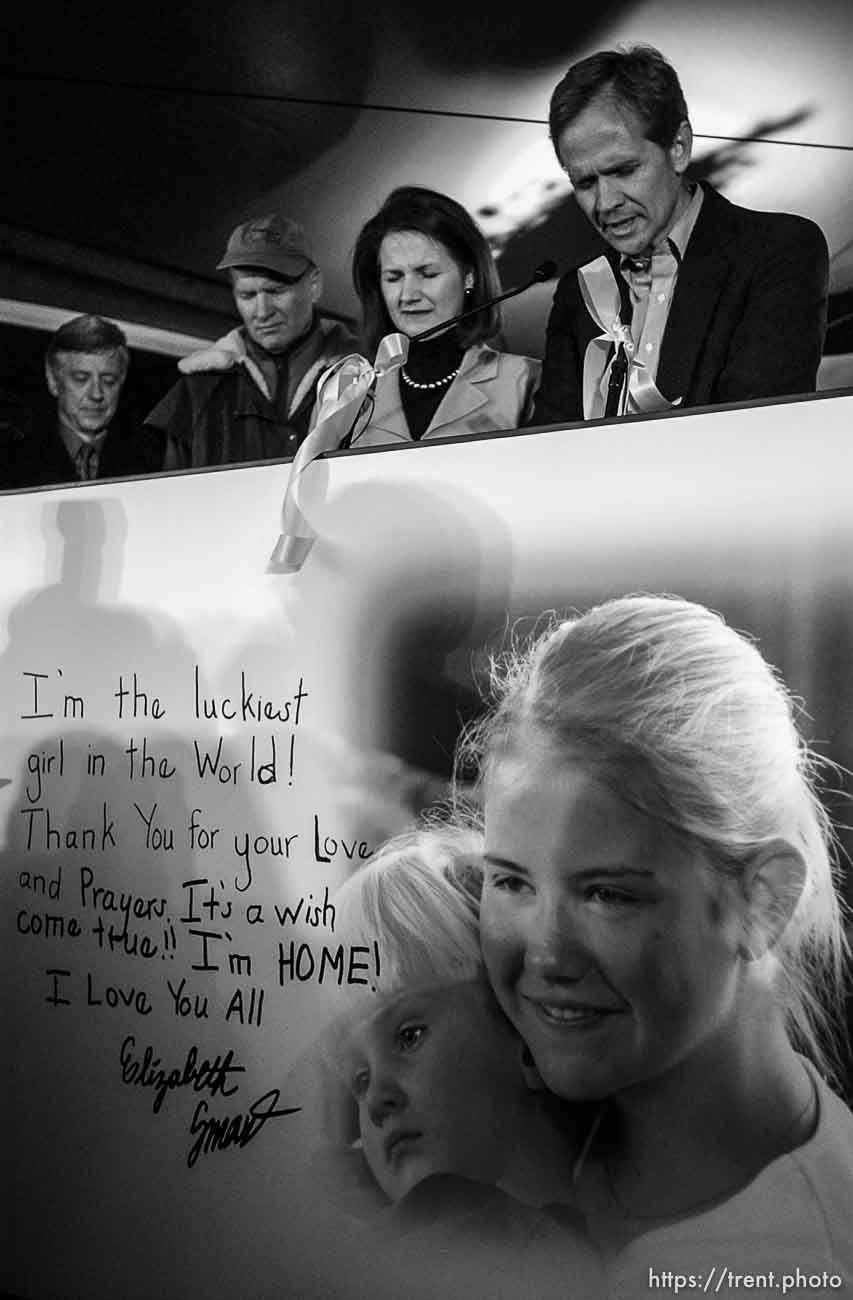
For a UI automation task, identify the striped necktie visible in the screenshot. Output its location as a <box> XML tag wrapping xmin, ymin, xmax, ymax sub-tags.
<box><xmin>75</xmin><ymin>443</ymin><xmax>98</xmax><ymax>480</ymax></box>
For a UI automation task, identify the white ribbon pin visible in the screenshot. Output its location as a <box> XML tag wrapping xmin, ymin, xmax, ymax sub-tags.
<box><xmin>267</xmin><ymin>332</ymin><xmax>409</xmax><ymax>573</ymax></box>
<box><xmin>578</xmin><ymin>257</ymin><xmax>680</xmax><ymax>419</ymax></box>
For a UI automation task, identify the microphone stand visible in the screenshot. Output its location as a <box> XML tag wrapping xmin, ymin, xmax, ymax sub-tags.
<box><xmin>409</xmin><ymin>260</ymin><xmax>558</xmax><ymax>346</ymax></box>
<box><xmin>267</xmin><ymin>262</ymin><xmax>558</xmax><ymax>573</ymax></box>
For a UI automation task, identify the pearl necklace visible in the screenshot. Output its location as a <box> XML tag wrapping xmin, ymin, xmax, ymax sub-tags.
<box><xmin>400</xmin><ymin>365</ymin><xmax>460</xmax><ymax>390</ymax></box>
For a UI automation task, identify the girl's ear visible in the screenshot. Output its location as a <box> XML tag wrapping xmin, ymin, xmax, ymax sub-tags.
<box><xmin>738</xmin><ymin>839</ymin><xmax>807</xmax><ymax>961</ymax></box>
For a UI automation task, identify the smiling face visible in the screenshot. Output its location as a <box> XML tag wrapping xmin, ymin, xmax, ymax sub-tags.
<box><xmin>46</xmin><ymin>349</ymin><xmax>127</xmax><ymax>438</ymax></box>
<box><xmin>481</xmin><ymin>751</ymin><xmax>747</xmax><ymax>1102</ymax></box>
<box><xmin>231</xmin><ymin>266</ymin><xmax>321</xmax><ymax>353</ymax></box>
<box><xmin>378</xmin><ymin>230</ymin><xmax>469</xmax><ymax>338</ymax></box>
<box><xmin>557</xmin><ymin>96</ymin><xmax>692</xmax><ymax>257</ymax></box>
<box><xmin>336</xmin><ymin>981</ymin><xmax>522</xmax><ymax>1201</ymax></box>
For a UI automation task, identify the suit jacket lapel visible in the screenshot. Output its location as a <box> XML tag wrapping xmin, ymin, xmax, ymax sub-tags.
<box><xmin>96</xmin><ymin>425</ymin><xmax>122</xmax><ymax>477</ymax></box>
<box><xmin>367</xmin><ymin>346</ymin><xmax>498</xmax><ymax>441</ymax></box>
<box><xmin>656</xmin><ymin>186</ymin><xmax>737</xmax><ymax>403</ymax></box>
<box><xmin>424</xmin><ymin>346</ymin><xmax>496</xmax><ymax>438</ymax></box>
<box><xmin>366</xmin><ymin>367</ymin><xmax>412</xmax><ymax>444</ymax></box>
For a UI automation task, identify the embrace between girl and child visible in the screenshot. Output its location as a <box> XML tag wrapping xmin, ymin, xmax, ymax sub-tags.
<box><xmin>314</xmin><ymin>594</ymin><xmax>853</xmax><ymax>1299</ymax></box>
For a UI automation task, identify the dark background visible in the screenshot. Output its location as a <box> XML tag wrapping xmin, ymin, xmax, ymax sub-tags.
<box><xmin>2</xmin><ymin>0</ymin><xmax>852</xmax><ymax>372</ymax></box>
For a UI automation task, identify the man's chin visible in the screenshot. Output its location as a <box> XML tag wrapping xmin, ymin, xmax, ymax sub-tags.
<box><xmin>250</xmin><ymin>330</ymin><xmax>291</xmax><ymax>352</ymax></box>
<box><xmin>602</xmin><ymin>221</ymin><xmax>646</xmax><ymax>253</ymax></box>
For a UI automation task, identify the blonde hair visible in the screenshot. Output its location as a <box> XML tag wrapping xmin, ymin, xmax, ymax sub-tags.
<box><xmin>460</xmin><ymin>594</ymin><xmax>848</xmax><ymax>1083</ymax></box>
<box><xmin>331</xmin><ymin>824</ymin><xmax>485</xmax><ymax>1012</ymax></box>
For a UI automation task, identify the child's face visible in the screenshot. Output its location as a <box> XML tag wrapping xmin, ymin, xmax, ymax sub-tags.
<box><xmin>336</xmin><ymin>981</ymin><xmax>523</xmax><ymax>1201</ymax></box>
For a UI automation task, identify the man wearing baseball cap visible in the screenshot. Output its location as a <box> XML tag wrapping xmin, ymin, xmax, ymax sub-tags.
<box><xmin>146</xmin><ymin>213</ymin><xmax>356</xmax><ymax>469</ymax></box>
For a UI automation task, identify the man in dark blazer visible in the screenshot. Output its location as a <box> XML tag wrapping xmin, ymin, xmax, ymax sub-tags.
<box><xmin>531</xmin><ymin>46</ymin><xmax>829</xmax><ymax>427</ymax></box>
<box><xmin>2</xmin><ymin>315</ymin><xmax>163</xmax><ymax>491</ymax></box>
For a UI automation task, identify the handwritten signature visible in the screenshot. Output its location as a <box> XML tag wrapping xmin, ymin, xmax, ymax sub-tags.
<box><xmin>119</xmin><ymin>1035</ymin><xmax>245</xmax><ymax>1113</ymax></box>
<box><xmin>187</xmin><ymin>1090</ymin><xmax>301</xmax><ymax>1167</ymax></box>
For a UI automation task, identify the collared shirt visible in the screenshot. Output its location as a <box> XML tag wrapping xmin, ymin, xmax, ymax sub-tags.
<box><xmin>617</xmin><ymin>184</ymin><xmax>704</xmax><ymax>392</ymax></box>
<box><xmin>57</xmin><ymin>422</ymin><xmax>109</xmax><ymax>480</ymax></box>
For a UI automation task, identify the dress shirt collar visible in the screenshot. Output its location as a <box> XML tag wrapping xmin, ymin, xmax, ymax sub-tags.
<box><xmin>619</xmin><ymin>183</ymin><xmax>704</xmax><ymax>292</ymax></box>
<box><xmin>664</xmin><ymin>181</ymin><xmax>704</xmax><ymax>263</ymax></box>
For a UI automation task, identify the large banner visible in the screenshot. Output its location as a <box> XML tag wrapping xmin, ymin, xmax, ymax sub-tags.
<box><xmin>2</xmin><ymin>395</ymin><xmax>852</xmax><ymax>1298</ymax></box>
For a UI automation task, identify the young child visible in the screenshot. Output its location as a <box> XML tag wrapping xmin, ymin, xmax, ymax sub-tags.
<box><xmin>316</xmin><ymin>823</ymin><xmax>605</xmax><ymax>1296</ymax></box>
<box><xmin>306</xmin><ymin>826</ymin><xmax>605</xmax><ymax>1294</ymax></box>
<box><xmin>324</xmin><ymin>824</ymin><xmax>584</xmax><ymax>1207</ymax></box>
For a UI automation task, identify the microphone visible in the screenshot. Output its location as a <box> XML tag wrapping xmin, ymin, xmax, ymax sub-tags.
<box><xmin>604</xmin><ymin>343</ymin><xmax>629</xmax><ymax>419</ymax></box>
<box><xmin>410</xmin><ymin>260</ymin><xmax>558</xmax><ymax>346</ymax></box>
<box><xmin>531</xmin><ymin>260</ymin><xmax>559</xmax><ymax>282</ymax></box>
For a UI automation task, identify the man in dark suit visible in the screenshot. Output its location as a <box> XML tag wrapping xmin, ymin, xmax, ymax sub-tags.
<box><xmin>3</xmin><ymin>315</ymin><xmax>163</xmax><ymax>490</ymax></box>
<box><xmin>531</xmin><ymin>46</ymin><xmax>829</xmax><ymax>426</ymax></box>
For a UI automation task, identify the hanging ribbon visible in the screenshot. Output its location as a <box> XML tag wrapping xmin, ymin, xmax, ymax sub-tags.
<box><xmin>578</xmin><ymin>257</ymin><xmax>681</xmax><ymax>419</ymax></box>
<box><xmin>267</xmin><ymin>332</ymin><xmax>409</xmax><ymax>573</ymax></box>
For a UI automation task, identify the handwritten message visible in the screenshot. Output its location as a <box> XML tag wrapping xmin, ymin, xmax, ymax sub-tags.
<box><xmin>10</xmin><ymin>664</ymin><xmax>381</xmax><ymax>1165</ymax></box>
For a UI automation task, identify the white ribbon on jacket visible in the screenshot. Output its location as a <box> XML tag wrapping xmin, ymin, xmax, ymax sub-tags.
<box><xmin>578</xmin><ymin>257</ymin><xmax>681</xmax><ymax>419</ymax></box>
<box><xmin>267</xmin><ymin>332</ymin><xmax>409</xmax><ymax>573</ymax></box>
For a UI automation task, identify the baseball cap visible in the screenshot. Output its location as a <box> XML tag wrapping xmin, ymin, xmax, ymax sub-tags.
<box><xmin>216</xmin><ymin>214</ymin><xmax>315</xmax><ymax>277</ymax></box>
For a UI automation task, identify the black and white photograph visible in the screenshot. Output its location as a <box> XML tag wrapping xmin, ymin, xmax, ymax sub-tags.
<box><xmin>2</xmin><ymin>3</ymin><xmax>852</xmax><ymax>1298</ymax></box>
